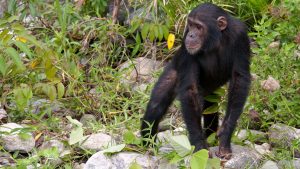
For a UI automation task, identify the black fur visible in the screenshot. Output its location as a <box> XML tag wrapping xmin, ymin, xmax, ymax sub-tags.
<box><xmin>141</xmin><ymin>3</ymin><xmax>251</xmax><ymax>159</ymax></box>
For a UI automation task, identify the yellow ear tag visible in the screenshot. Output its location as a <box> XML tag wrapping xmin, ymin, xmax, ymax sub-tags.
<box><xmin>167</xmin><ymin>33</ymin><xmax>175</xmax><ymax>50</ymax></box>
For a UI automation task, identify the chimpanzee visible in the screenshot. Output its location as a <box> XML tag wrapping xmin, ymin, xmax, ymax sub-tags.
<box><xmin>141</xmin><ymin>3</ymin><xmax>251</xmax><ymax>159</ymax></box>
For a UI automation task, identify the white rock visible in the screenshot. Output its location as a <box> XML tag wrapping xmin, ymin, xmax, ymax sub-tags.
<box><xmin>0</xmin><ymin>123</ymin><xmax>35</xmax><ymax>153</ymax></box>
<box><xmin>260</xmin><ymin>160</ymin><xmax>278</xmax><ymax>169</ymax></box>
<box><xmin>0</xmin><ymin>108</ymin><xmax>7</xmax><ymax>120</ymax></box>
<box><xmin>81</xmin><ymin>133</ymin><xmax>115</xmax><ymax>151</ymax></box>
<box><xmin>84</xmin><ymin>152</ymin><xmax>114</xmax><ymax>169</ymax></box>
<box><xmin>268</xmin><ymin>41</ymin><xmax>280</xmax><ymax>49</ymax></box>
<box><xmin>111</xmin><ymin>152</ymin><xmax>157</xmax><ymax>169</ymax></box>
<box><xmin>261</xmin><ymin>76</ymin><xmax>280</xmax><ymax>92</ymax></box>
<box><xmin>119</xmin><ymin>57</ymin><xmax>162</xmax><ymax>85</ymax></box>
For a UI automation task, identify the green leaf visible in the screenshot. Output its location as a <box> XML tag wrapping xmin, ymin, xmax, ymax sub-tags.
<box><xmin>149</xmin><ymin>24</ymin><xmax>155</xmax><ymax>42</ymax></box>
<box><xmin>39</xmin><ymin>147</ymin><xmax>59</xmax><ymax>158</ymax></box>
<box><xmin>204</xmin><ymin>95</ymin><xmax>221</xmax><ymax>103</ymax></box>
<box><xmin>169</xmin><ymin>153</ymin><xmax>183</xmax><ymax>164</ymax></box>
<box><xmin>213</xmin><ymin>87</ymin><xmax>225</xmax><ymax>95</ymax></box>
<box><xmin>69</xmin><ymin>126</ymin><xmax>85</xmax><ymax>145</ymax></box>
<box><xmin>66</xmin><ymin>116</ymin><xmax>83</xmax><ymax>127</ymax></box>
<box><xmin>123</xmin><ymin>131</ymin><xmax>136</xmax><ymax>144</ymax></box>
<box><xmin>29</xmin><ymin>3</ymin><xmax>37</xmax><ymax>17</ymax></box>
<box><xmin>129</xmin><ymin>162</ymin><xmax>142</xmax><ymax>169</ymax></box>
<box><xmin>13</xmin><ymin>85</ymin><xmax>32</xmax><ymax>110</ymax></box>
<box><xmin>141</xmin><ymin>23</ymin><xmax>150</xmax><ymax>40</ymax></box>
<box><xmin>206</xmin><ymin>158</ymin><xmax>221</xmax><ymax>169</ymax></box>
<box><xmin>131</xmin><ymin>33</ymin><xmax>141</xmax><ymax>57</ymax></box>
<box><xmin>203</xmin><ymin>104</ymin><xmax>219</xmax><ymax>115</ymax></box>
<box><xmin>129</xmin><ymin>20</ymin><xmax>141</xmax><ymax>34</ymax></box>
<box><xmin>102</xmin><ymin>144</ymin><xmax>125</xmax><ymax>154</ymax></box>
<box><xmin>5</xmin><ymin>47</ymin><xmax>25</xmax><ymax>71</ymax></box>
<box><xmin>0</xmin><ymin>29</ymin><xmax>9</xmax><ymax>39</ymax></box>
<box><xmin>158</xmin><ymin>26</ymin><xmax>164</xmax><ymax>41</ymax></box>
<box><xmin>20</xmin><ymin>34</ymin><xmax>43</xmax><ymax>48</ymax></box>
<box><xmin>48</xmin><ymin>84</ymin><xmax>57</xmax><ymax>101</ymax></box>
<box><xmin>162</xmin><ymin>25</ymin><xmax>169</xmax><ymax>40</ymax></box>
<box><xmin>154</xmin><ymin>25</ymin><xmax>159</xmax><ymax>39</ymax></box>
<box><xmin>190</xmin><ymin>149</ymin><xmax>209</xmax><ymax>169</ymax></box>
<box><xmin>169</xmin><ymin>135</ymin><xmax>192</xmax><ymax>157</ymax></box>
<box><xmin>45</xmin><ymin>66</ymin><xmax>58</xmax><ymax>81</ymax></box>
<box><xmin>0</xmin><ymin>55</ymin><xmax>8</xmax><ymax>76</ymax></box>
<box><xmin>57</xmin><ymin>82</ymin><xmax>65</xmax><ymax>99</ymax></box>
<box><xmin>14</xmin><ymin>41</ymin><xmax>33</xmax><ymax>59</ymax></box>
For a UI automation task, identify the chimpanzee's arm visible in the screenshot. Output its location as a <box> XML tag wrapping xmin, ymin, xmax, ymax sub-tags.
<box><xmin>217</xmin><ymin>35</ymin><xmax>251</xmax><ymax>159</ymax></box>
<box><xmin>141</xmin><ymin>63</ymin><xmax>178</xmax><ymax>145</ymax></box>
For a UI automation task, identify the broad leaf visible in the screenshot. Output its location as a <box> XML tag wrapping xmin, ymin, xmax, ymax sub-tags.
<box><xmin>0</xmin><ymin>55</ymin><xmax>8</xmax><ymax>76</ymax></box>
<box><xmin>129</xmin><ymin>162</ymin><xmax>142</xmax><ymax>169</ymax></box>
<box><xmin>57</xmin><ymin>82</ymin><xmax>65</xmax><ymax>99</ymax></box>
<box><xmin>203</xmin><ymin>104</ymin><xmax>219</xmax><ymax>115</ymax></box>
<box><xmin>66</xmin><ymin>116</ymin><xmax>83</xmax><ymax>127</ymax></box>
<box><xmin>141</xmin><ymin>23</ymin><xmax>150</xmax><ymax>40</ymax></box>
<box><xmin>69</xmin><ymin>126</ymin><xmax>85</xmax><ymax>145</ymax></box>
<box><xmin>206</xmin><ymin>158</ymin><xmax>221</xmax><ymax>169</ymax></box>
<box><xmin>102</xmin><ymin>144</ymin><xmax>125</xmax><ymax>154</ymax></box>
<box><xmin>169</xmin><ymin>135</ymin><xmax>191</xmax><ymax>157</ymax></box>
<box><xmin>190</xmin><ymin>149</ymin><xmax>209</xmax><ymax>169</ymax></box>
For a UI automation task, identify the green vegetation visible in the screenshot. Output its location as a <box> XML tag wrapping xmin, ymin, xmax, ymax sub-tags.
<box><xmin>0</xmin><ymin>0</ymin><xmax>299</xmax><ymax>168</ymax></box>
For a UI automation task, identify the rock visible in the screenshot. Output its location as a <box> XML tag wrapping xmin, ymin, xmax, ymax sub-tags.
<box><xmin>132</xmin><ymin>83</ymin><xmax>148</xmax><ymax>92</ymax></box>
<box><xmin>29</xmin><ymin>99</ymin><xmax>63</xmax><ymax>114</ymax></box>
<box><xmin>40</xmin><ymin>139</ymin><xmax>65</xmax><ymax>154</ymax></box>
<box><xmin>210</xmin><ymin>145</ymin><xmax>261</xmax><ymax>169</ymax></box>
<box><xmin>247</xmin><ymin>109</ymin><xmax>261</xmax><ymax>130</ymax></box>
<box><xmin>251</xmin><ymin>73</ymin><xmax>259</xmax><ymax>81</ymax></box>
<box><xmin>39</xmin><ymin>139</ymin><xmax>68</xmax><ymax>166</ymax></box>
<box><xmin>269</xmin><ymin>123</ymin><xmax>300</xmax><ymax>157</ymax></box>
<box><xmin>158</xmin><ymin>144</ymin><xmax>174</xmax><ymax>154</ymax></box>
<box><xmin>26</xmin><ymin>163</ymin><xmax>41</xmax><ymax>169</ymax></box>
<box><xmin>269</xmin><ymin>123</ymin><xmax>299</xmax><ymax>148</ymax></box>
<box><xmin>0</xmin><ymin>108</ymin><xmax>7</xmax><ymax>120</ymax></box>
<box><xmin>0</xmin><ymin>123</ymin><xmax>35</xmax><ymax>153</ymax></box>
<box><xmin>235</xmin><ymin>129</ymin><xmax>267</xmax><ymax>142</ymax></box>
<box><xmin>278</xmin><ymin>159</ymin><xmax>300</xmax><ymax>169</ymax></box>
<box><xmin>80</xmin><ymin>114</ymin><xmax>97</xmax><ymax>127</ymax></box>
<box><xmin>119</xmin><ymin>57</ymin><xmax>163</xmax><ymax>85</ymax></box>
<box><xmin>84</xmin><ymin>151</ymin><xmax>114</xmax><ymax>169</ymax></box>
<box><xmin>261</xmin><ymin>76</ymin><xmax>280</xmax><ymax>92</ymax></box>
<box><xmin>268</xmin><ymin>41</ymin><xmax>280</xmax><ymax>49</ymax></box>
<box><xmin>111</xmin><ymin>152</ymin><xmax>157</xmax><ymax>169</ymax></box>
<box><xmin>157</xmin><ymin>130</ymin><xmax>173</xmax><ymax>142</ymax></box>
<box><xmin>158</xmin><ymin>117</ymin><xmax>176</xmax><ymax>132</ymax></box>
<box><xmin>260</xmin><ymin>160</ymin><xmax>278</xmax><ymax>169</ymax></box>
<box><xmin>0</xmin><ymin>152</ymin><xmax>15</xmax><ymax>168</ymax></box>
<box><xmin>85</xmin><ymin>151</ymin><xmax>157</xmax><ymax>169</ymax></box>
<box><xmin>253</xmin><ymin>143</ymin><xmax>271</xmax><ymax>155</ymax></box>
<box><xmin>156</xmin><ymin>128</ymin><xmax>185</xmax><ymax>143</ymax></box>
<box><xmin>81</xmin><ymin>133</ymin><xmax>115</xmax><ymax>151</ymax></box>
<box><xmin>294</xmin><ymin>49</ymin><xmax>300</xmax><ymax>59</ymax></box>
<box><xmin>74</xmin><ymin>163</ymin><xmax>85</xmax><ymax>169</ymax></box>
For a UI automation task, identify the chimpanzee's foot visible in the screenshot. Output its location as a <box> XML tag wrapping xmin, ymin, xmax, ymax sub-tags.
<box><xmin>215</xmin><ymin>146</ymin><xmax>232</xmax><ymax>160</ymax></box>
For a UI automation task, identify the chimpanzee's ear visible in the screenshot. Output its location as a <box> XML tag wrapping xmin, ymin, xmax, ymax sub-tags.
<box><xmin>217</xmin><ymin>16</ymin><xmax>227</xmax><ymax>31</ymax></box>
